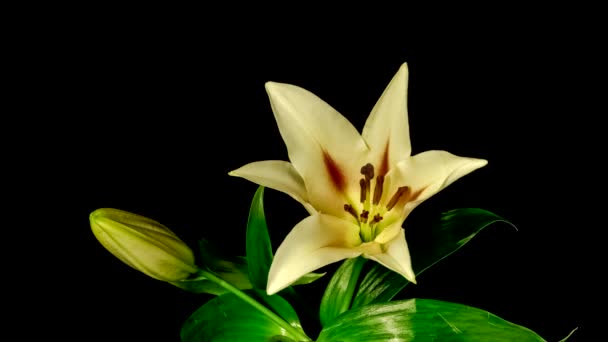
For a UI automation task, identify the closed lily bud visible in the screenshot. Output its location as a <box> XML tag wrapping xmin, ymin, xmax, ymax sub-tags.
<box><xmin>90</xmin><ymin>208</ymin><xmax>198</xmax><ymax>282</ymax></box>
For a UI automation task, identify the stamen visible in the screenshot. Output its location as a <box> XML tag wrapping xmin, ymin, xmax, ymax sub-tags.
<box><xmin>360</xmin><ymin>163</ymin><xmax>374</xmax><ymax>180</ymax></box>
<box><xmin>344</xmin><ymin>204</ymin><xmax>359</xmax><ymax>219</ymax></box>
<box><xmin>360</xmin><ymin>210</ymin><xmax>369</xmax><ymax>223</ymax></box>
<box><xmin>371</xmin><ymin>214</ymin><xmax>383</xmax><ymax>224</ymax></box>
<box><xmin>386</xmin><ymin>186</ymin><xmax>410</xmax><ymax>211</ymax></box>
<box><xmin>359</xmin><ymin>179</ymin><xmax>367</xmax><ymax>203</ymax></box>
<box><xmin>372</xmin><ymin>175</ymin><xmax>385</xmax><ymax>205</ymax></box>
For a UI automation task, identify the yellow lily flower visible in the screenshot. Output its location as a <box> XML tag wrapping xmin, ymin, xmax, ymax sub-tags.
<box><xmin>230</xmin><ymin>63</ymin><xmax>487</xmax><ymax>295</ymax></box>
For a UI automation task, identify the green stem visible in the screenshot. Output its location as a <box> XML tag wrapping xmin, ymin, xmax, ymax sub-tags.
<box><xmin>199</xmin><ymin>269</ymin><xmax>311</xmax><ymax>341</ymax></box>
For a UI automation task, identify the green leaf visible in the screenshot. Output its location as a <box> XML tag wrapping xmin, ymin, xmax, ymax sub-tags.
<box><xmin>172</xmin><ymin>260</ymin><xmax>252</xmax><ymax>295</ymax></box>
<box><xmin>353</xmin><ymin>208</ymin><xmax>514</xmax><ymax>308</ymax></box>
<box><xmin>291</xmin><ymin>272</ymin><xmax>326</xmax><ymax>285</ymax></box>
<box><xmin>246</xmin><ymin>186</ymin><xmax>274</xmax><ymax>290</ymax></box>
<box><xmin>350</xmin><ymin>263</ymin><xmax>406</xmax><ymax>308</ymax></box>
<box><xmin>319</xmin><ymin>257</ymin><xmax>367</xmax><ymax>327</ymax></box>
<box><xmin>412</xmin><ymin>209</ymin><xmax>516</xmax><ymax>275</ymax></box>
<box><xmin>181</xmin><ymin>291</ymin><xmax>304</xmax><ymax>342</ymax></box>
<box><xmin>317</xmin><ymin>298</ymin><xmax>546</xmax><ymax>342</ymax></box>
<box><xmin>245</xmin><ymin>186</ymin><xmax>324</xmax><ymax>290</ymax></box>
<box><xmin>249</xmin><ymin>289</ymin><xmax>304</xmax><ymax>332</ymax></box>
<box><xmin>182</xmin><ymin>188</ymin><xmax>323</xmax><ymax>295</ymax></box>
<box><xmin>172</xmin><ymin>240</ymin><xmax>252</xmax><ymax>295</ymax></box>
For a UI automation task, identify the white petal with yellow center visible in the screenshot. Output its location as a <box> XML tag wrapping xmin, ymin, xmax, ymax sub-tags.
<box><xmin>229</xmin><ymin>62</ymin><xmax>489</xmax><ymax>295</ymax></box>
<box><xmin>266</xmin><ymin>214</ymin><xmax>362</xmax><ymax>295</ymax></box>
<box><xmin>366</xmin><ymin>229</ymin><xmax>416</xmax><ymax>283</ymax></box>
<box><xmin>228</xmin><ymin>160</ymin><xmax>315</xmax><ymax>214</ymax></box>
<box><xmin>362</xmin><ymin>63</ymin><xmax>412</xmax><ymax>171</ymax></box>
<box><xmin>265</xmin><ymin>82</ymin><xmax>368</xmax><ymax>217</ymax></box>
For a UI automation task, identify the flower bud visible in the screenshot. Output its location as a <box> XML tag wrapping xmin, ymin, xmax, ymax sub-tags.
<box><xmin>90</xmin><ymin>208</ymin><xmax>198</xmax><ymax>282</ymax></box>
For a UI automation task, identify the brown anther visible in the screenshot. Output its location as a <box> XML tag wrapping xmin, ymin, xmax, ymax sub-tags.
<box><xmin>360</xmin><ymin>163</ymin><xmax>375</xmax><ymax>180</ymax></box>
<box><xmin>359</xmin><ymin>179</ymin><xmax>367</xmax><ymax>203</ymax></box>
<box><xmin>386</xmin><ymin>186</ymin><xmax>411</xmax><ymax>211</ymax></box>
<box><xmin>360</xmin><ymin>210</ymin><xmax>369</xmax><ymax>223</ymax></box>
<box><xmin>344</xmin><ymin>204</ymin><xmax>359</xmax><ymax>219</ymax></box>
<box><xmin>371</xmin><ymin>214</ymin><xmax>383</xmax><ymax>224</ymax></box>
<box><xmin>372</xmin><ymin>175</ymin><xmax>385</xmax><ymax>205</ymax></box>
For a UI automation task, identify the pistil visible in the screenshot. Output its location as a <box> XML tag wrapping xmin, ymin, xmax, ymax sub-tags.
<box><xmin>360</xmin><ymin>210</ymin><xmax>369</xmax><ymax>223</ymax></box>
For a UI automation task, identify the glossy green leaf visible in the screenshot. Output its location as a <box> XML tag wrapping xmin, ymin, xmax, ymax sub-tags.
<box><xmin>411</xmin><ymin>209</ymin><xmax>516</xmax><ymax>275</ymax></box>
<box><xmin>181</xmin><ymin>291</ymin><xmax>305</xmax><ymax>342</ymax></box>
<box><xmin>291</xmin><ymin>272</ymin><xmax>326</xmax><ymax>285</ymax></box>
<box><xmin>353</xmin><ymin>208</ymin><xmax>514</xmax><ymax>308</ymax></box>
<box><xmin>350</xmin><ymin>262</ymin><xmax>406</xmax><ymax>308</ymax></box>
<box><xmin>319</xmin><ymin>257</ymin><xmax>367</xmax><ymax>327</ymax></box>
<box><xmin>249</xmin><ymin>289</ymin><xmax>304</xmax><ymax>331</ymax></box>
<box><xmin>317</xmin><ymin>298</ymin><xmax>545</xmax><ymax>342</ymax></box>
<box><xmin>246</xmin><ymin>186</ymin><xmax>274</xmax><ymax>290</ymax></box>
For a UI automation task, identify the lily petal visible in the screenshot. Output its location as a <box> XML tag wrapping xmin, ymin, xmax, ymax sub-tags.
<box><xmin>373</xmin><ymin>221</ymin><xmax>404</xmax><ymax>245</ymax></box>
<box><xmin>228</xmin><ymin>160</ymin><xmax>315</xmax><ymax>214</ymax></box>
<box><xmin>365</xmin><ymin>229</ymin><xmax>416</xmax><ymax>283</ymax></box>
<box><xmin>362</xmin><ymin>63</ymin><xmax>411</xmax><ymax>174</ymax></box>
<box><xmin>267</xmin><ymin>214</ymin><xmax>362</xmax><ymax>295</ymax></box>
<box><xmin>265</xmin><ymin>82</ymin><xmax>368</xmax><ymax>216</ymax></box>
<box><xmin>388</xmin><ymin>150</ymin><xmax>488</xmax><ymax>212</ymax></box>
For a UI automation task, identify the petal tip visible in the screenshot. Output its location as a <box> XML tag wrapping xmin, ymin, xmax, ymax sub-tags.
<box><xmin>266</xmin><ymin>281</ymin><xmax>282</xmax><ymax>296</ymax></box>
<box><xmin>264</xmin><ymin>81</ymin><xmax>292</xmax><ymax>104</ymax></box>
<box><xmin>264</xmin><ymin>81</ymin><xmax>282</xmax><ymax>93</ymax></box>
<box><xmin>474</xmin><ymin>158</ymin><xmax>489</xmax><ymax>169</ymax></box>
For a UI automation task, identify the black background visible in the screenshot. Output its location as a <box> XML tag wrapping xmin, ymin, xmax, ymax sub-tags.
<box><xmin>25</xmin><ymin>8</ymin><xmax>594</xmax><ymax>342</ymax></box>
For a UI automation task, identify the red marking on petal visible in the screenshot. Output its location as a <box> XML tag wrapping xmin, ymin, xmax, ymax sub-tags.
<box><xmin>386</xmin><ymin>186</ymin><xmax>410</xmax><ymax>211</ymax></box>
<box><xmin>378</xmin><ymin>142</ymin><xmax>390</xmax><ymax>176</ymax></box>
<box><xmin>407</xmin><ymin>187</ymin><xmax>425</xmax><ymax>203</ymax></box>
<box><xmin>323</xmin><ymin>151</ymin><xmax>346</xmax><ymax>192</ymax></box>
<box><xmin>396</xmin><ymin>186</ymin><xmax>427</xmax><ymax>210</ymax></box>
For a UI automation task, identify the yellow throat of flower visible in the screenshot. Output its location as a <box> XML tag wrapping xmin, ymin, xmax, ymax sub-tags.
<box><xmin>343</xmin><ymin>163</ymin><xmax>416</xmax><ymax>243</ymax></box>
